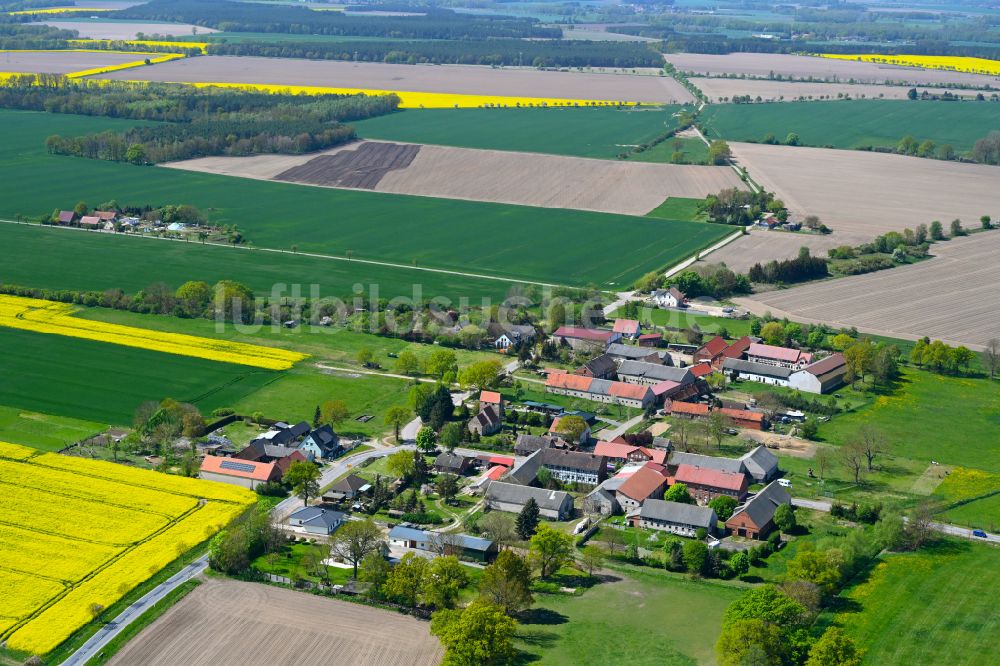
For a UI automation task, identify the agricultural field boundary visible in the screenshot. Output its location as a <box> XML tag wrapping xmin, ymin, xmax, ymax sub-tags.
<box><xmin>0</xmin><ymin>49</ymin><xmax>184</xmax><ymax>78</ymax></box>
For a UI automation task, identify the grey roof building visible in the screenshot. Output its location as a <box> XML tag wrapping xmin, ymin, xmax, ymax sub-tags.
<box><xmin>722</xmin><ymin>358</ymin><xmax>794</xmax><ymax>383</ymax></box>
<box><xmin>514</xmin><ymin>434</ymin><xmax>558</xmax><ymax>457</ymax></box>
<box><xmin>434</xmin><ymin>452</ymin><xmax>472</xmax><ymax>474</ymax></box>
<box><xmin>605</xmin><ymin>343</ymin><xmax>672</xmax><ymax>365</ymax></box>
<box><xmin>300</xmin><ymin>424</ymin><xmax>340</xmax><ymax>460</ymax></box>
<box><xmin>507</xmin><ymin>448</ymin><xmax>606</xmax><ymax>486</ymax></box>
<box><xmin>288</xmin><ymin>506</ymin><xmax>346</xmax><ymax>535</ymax></box>
<box><xmin>740</xmin><ymin>446</ymin><xmax>780</xmax><ymax>483</ymax></box>
<box><xmin>578</xmin><ymin>354</ymin><xmax>618</xmax><ymax>379</ymax></box>
<box><xmin>485</xmin><ymin>481</ymin><xmax>574</xmax><ymax>520</ymax></box>
<box><xmin>633</xmin><ymin>499</ymin><xmax>718</xmax><ymax>536</ymax></box>
<box><xmin>667</xmin><ymin>446</ymin><xmax>778</xmax><ymax>484</ymax></box>
<box><xmin>616</xmin><ymin>360</ymin><xmax>694</xmax><ymax>386</ymax></box>
<box><xmin>726</xmin><ymin>481</ymin><xmax>792</xmax><ymax>539</ymax></box>
<box><xmin>323</xmin><ymin>473</ymin><xmax>371</xmax><ymax>500</ymax></box>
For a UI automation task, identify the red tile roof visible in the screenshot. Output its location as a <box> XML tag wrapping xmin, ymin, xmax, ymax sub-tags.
<box><xmin>609</xmin><ymin>382</ymin><xmax>651</xmax><ymax>401</ymax></box>
<box><xmin>546</xmin><ymin>373</ymin><xmax>593</xmax><ymax>392</ymax></box>
<box><xmin>612</xmin><ymin>319</ymin><xmax>640</xmax><ymax>335</ymax></box>
<box><xmin>722</xmin><ymin>336</ymin><xmax>752</xmax><ymax>359</ymax></box>
<box><xmin>553</xmin><ymin>326</ymin><xmax>616</xmax><ymax>342</ymax></box>
<box><xmin>479</xmin><ymin>390</ymin><xmax>502</xmax><ymax>404</ymax></box>
<box><xmin>748</xmin><ymin>343</ymin><xmax>811</xmax><ymax>364</ymax></box>
<box><xmin>486</xmin><ymin>455</ymin><xmax>515</xmax><ymax>467</ymax></box>
<box><xmin>485</xmin><ymin>465</ymin><xmax>506</xmax><ymax>481</ymax></box>
<box><xmin>79</xmin><ymin>216</ymin><xmax>101</xmax><ymax>226</ymax></box>
<box><xmin>617</xmin><ymin>465</ymin><xmax>669</xmax><ymax>502</ymax></box>
<box><xmin>671</xmin><ymin>402</ymin><xmax>710</xmax><ymax>416</ymax></box>
<box><xmin>651</xmin><ymin>379</ymin><xmax>681</xmax><ymax>396</ymax></box>
<box><xmin>697</xmin><ymin>336</ymin><xmax>729</xmax><ymax>358</ymax></box>
<box><xmin>802</xmin><ymin>353</ymin><xmax>846</xmax><ymax>377</ymax></box>
<box><xmin>200</xmin><ymin>455</ymin><xmax>277</xmax><ymax>482</ymax></box>
<box><xmin>593</xmin><ymin>441</ymin><xmax>666</xmax><ymax>465</ymax></box>
<box><xmin>719</xmin><ymin>408</ymin><xmax>765</xmax><ymax>423</ymax></box>
<box><xmin>674</xmin><ymin>464</ymin><xmax>747</xmax><ymax>491</ymax></box>
<box><xmin>689</xmin><ymin>362</ymin><xmax>714</xmax><ymax>378</ymax></box>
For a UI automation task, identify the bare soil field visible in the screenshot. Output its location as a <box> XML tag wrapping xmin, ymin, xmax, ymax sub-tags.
<box><xmin>734</xmin><ymin>231</ymin><xmax>1000</xmax><ymax>349</ymax></box>
<box><xmin>689</xmin><ymin>77</ymin><xmax>987</xmax><ymax>102</ymax></box>
<box><xmin>167</xmin><ymin>140</ymin><xmax>745</xmax><ymax>215</ymax></box>
<box><xmin>665</xmin><ymin>53</ymin><xmax>1000</xmax><ymax>88</ymax></box>
<box><xmin>729</xmin><ymin>142</ymin><xmax>1000</xmax><ymax>244</ymax></box>
<box><xmin>276</xmin><ymin>142</ymin><xmax>420</xmax><ymax>188</ymax></box>
<box><xmin>0</xmin><ymin>50</ymin><xmax>143</xmax><ymax>74</ymax></box>
<box><xmin>34</xmin><ymin>20</ymin><xmax>218</xmax><ymax>40</ymax></box>
<box><xmin>704</xmin><ymin>229</ymin><xmax>846</xmax><ymax>272</ymax></box>
<box><xmin>96</xmin><ymin>55</ymin><xmax>695</xmax><ymax>103</ymax></box>
<box><xmin>108</xmin><ymin>578</ymin><xmax>443</xmax><ymax>666</ymax></box>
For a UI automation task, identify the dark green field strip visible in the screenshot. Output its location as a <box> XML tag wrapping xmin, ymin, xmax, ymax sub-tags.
<box><xmin>0</xmin><ymin>326</ymin><xmax>278</xmax><ymax>424</ymax></box>
<box><xmin>701</xmin><ymin>99</ymin><xmax>1000</xmax><ymax>152</ymax></box>
<box><xmin>1</xmin><ymin>110</ymin><xmax>723</xmax><ymax>288</ymax></box>
<box><xmin>351</xmin><ymin>107</ymin><xmax>684</xmax><ymax>159</ymax></box>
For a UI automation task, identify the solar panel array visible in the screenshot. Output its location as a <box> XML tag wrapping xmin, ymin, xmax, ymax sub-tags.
<box><xmin>220</xmin><ymin>460</ymin><xmax>258</xmax><ymax>473</ymax></box>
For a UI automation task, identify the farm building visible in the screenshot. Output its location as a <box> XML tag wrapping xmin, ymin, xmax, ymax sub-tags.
<box><xmin>605</xmin><ymin>343</ymin><xmax>672</xmax><ymax>365</ymax></box>
<box><xmin>668</xmin><ymin>446</ymin><xmax>778</xmax><ymax>484</ymax></box>
<box><xmin>631</xmin><ymin>500</ymin><xmax>718</xmax><ymax>537</ymax></box>
<box><xmin>673</xmin><ymin>464</ymin><xmax>749</xmax><ymax>503</ymax></box>
<box><xmin>726</xmin><ymin>481</ymin><xmax>792</xmax><ymax>539</ymax></box>
<box><xmin>789</xmin><ymin>353</ymin><xmax>849</xmax><ymax>394</ymax></box>
<box><xmin>669</xmin><ymin>401</ymin><xmax>711</xmax><ymax>419</ymax></box>
<box><xmin>287</xmin><ymin>507</ymin><xmax>346</xmax><ymax>536</ymax></box>
<box><xmin>487</xmin><ymin>322</ymin><xmax>535</xmax><ymax>350</ymax></box>
<box><xmin>593</xmin><ymin>440</ymin><xmax>668</xmax><ymax>465</ymax></box>
<box><xmin>746</xmin><ymin>343</ymin><xmax>813</xmax><ymax>369</ymax></box>
<box><xmin>388</xmin><ymin>525</ymin><xmax>498</xmax><ymax>562</ymax></box>
<box><xmin>323</xmin><ymin>473</ymin><xmax>371</xmax><ymax>502</ymax></box>
<box><xmin>575</xmin><ymin>354</ymin><xmax>617</xmax><ymax>379</ymax></box>
<box><xmin>651</xmin><ymin>287</ymin><xmax>687</xmax><ymax>308</ymax></box>
<box><xmin>694</xmin><ymin>336</ymin><xmax>729</xmax><ymax>365</ymax></box>
<box><xmin>612</xmin><ymin>319</ymin><xmax>642</xmax><ymax>339</ymax></box>
<box><xmin>199</xmin><ymin>455</ymin><xmax>281</xmax><ymax>489</ymax></box>
<box><xmin>615</xmin><ymin>463</ymin><xmax>671</xmax><ymax>513</ymax></box>
<box><xmin>616</xmin><ymin>361</ymin><xmax>695</xmax><ymax>388</ymax></box>
<box><xmin>719</xmin><ymin>407</ymin><xmax>769</xmax><ymax>431</ymax></box>
<box><xmin>551</xmin><ymin>326</ymin><xmax>621</xmax><ymax>352</ymax></box>
<box><xmin>545</xmin><ymin>373</ymin><xmax>655</xmax><ymax>409</ymax></box>
<box><xmin>57</xmin><ymin>210</ymin><xmax>75</xmax><ymax>224</ymax></box>
<box><xmin>507</xmin><ymin>448</ymin><xmax>607</xmax><ymax>486</ymax></box>
<box><xmin>485</xmin><ymin>481</ymin><xmax>574</xmax><ymax>520</ymax></box>
<box><xmin>514</xmin><ymin>434</ymin><xmax>559</xmax><ymax>457</ymax></box>
<box><xmin>722</xmin><ymin>357</ymin><xmax>793</xmax><ymax>387</ymax></box>
<box><xmin>433</xmin><ymin>452</ymin><xmax>472</xmax><ymax>475</ymax></box>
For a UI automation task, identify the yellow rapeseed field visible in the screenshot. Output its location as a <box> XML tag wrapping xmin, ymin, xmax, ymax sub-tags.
<box><xmin>0</xmin><ymin>451</ymin><xmax>255</xmax><ymax>655</ymax></box>
<box><xmin>69</xmin><ymin>38</ymin><xmax>211</xmax><ymax>54</ymax></box>
<box><xmin>66</xmin><ymin>53</ymin><xmax>185</xmax><ymax>79</ymax></box>
<box><xmin>0</xmin><ymin>440</ymin><xmax>38</xmax><ymax>460</ymax></box>
<box><xmin>818</xmin><ymin>53</ymin><xmax>1000</xmax><ymax>77</ymax></box>
<box><xmin>7</xmin><ymin>7</ymin><xmax>113</xmax><ymax>14</ymax></box>
<box><xmin>0</xmin><ymin>294</ymin><xmax>306</xmax><ymax>370</ymax></box>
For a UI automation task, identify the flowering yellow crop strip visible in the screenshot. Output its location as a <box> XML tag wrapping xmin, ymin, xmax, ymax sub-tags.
<box><xmin>66</xmin><ymin>52</ymin><xmax>185</xmax><ymax>79</ymax></box>
<box><xmin>7</xmin><ymin>7</ymin><xmax>113</xmax><ymax>14</ymax></box>
<box><xmin>0</xmin><ymin>570</ymin><xmax>65</xmax><ymax>620</ymax></box>
<box><xmin>6</xmin><ymin>501</ymin><xmax>248</xmax><ymax>654</ymax></box>
<box><xmin>0</xmin><ymin>295</ymin><xmax>307</xmax><ymax>370</ymax></box>
<box><xmin>69</xmin><ymin>38</ymin><xmax>211</xmax><ymax>54</ymax></box>
<box><xmin>0</xmin><ymin>440</ymin><xmax>38</xmax><ymax>460</ymax></box>
<box><xmin>0</xmin><ymin>524</ymin><xmax>122</xmax><ymax>583</ymax></box>
<box><xmin>817</xmin><ymin>53</ymin><xmax>1000</xmax><ymax>77</ymax></box>
<box><xmin>34</xmin><ymin>452</ymin><xmax>259</xmax><ymax>503</ymax></box>
<box><xmin>0</xmin><ymin>459</ymin><xmax>197</xmax><ymax>517</ymax></box>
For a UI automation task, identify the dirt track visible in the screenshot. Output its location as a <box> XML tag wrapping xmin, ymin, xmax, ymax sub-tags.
<box><xmin>0</xmin><ymin>50</ymin><xmax>143</xmax><ymax>74</ymax></box>
<box><xmin>690</xmin><ymin>77</ymin><xmax>988</xmax><ymax>102</ymax></box>
<box><xmin>735</xmin><ymin>231</ymin><xmax>1000</xmax><ymax>349</ymax></box>
<box><xmin>108</xmin><ymin>578</ymin><xmax>443</xmax><ymax>666</ymax></box>
<box><xmin>167</xmin><ymin>140</ymin><xmax>746</xmax><ymax>215</ymax></box>
<box><xmin>276</xmin><ymin>142</ymin><xmax>420</xmax><ymax>188</ymax></box>
<box><xmin>665</xmin><ymin>53</ymin><xmax>1000</xmax><ymax>88</ymax></box>
<box><xmin>95</xmin><ymin>55</ymin><xmax>695</xmax><ymax>103</ymax></box>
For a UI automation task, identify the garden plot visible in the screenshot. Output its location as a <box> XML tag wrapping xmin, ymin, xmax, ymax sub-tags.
<box><xmin>729</xmin><ymin>142</ymin><xmax>1000</xmax><ymax>245</ymax></box>
<box><xmin>665</xmin><ymin>53</ymin><xmax>1000</xmax><ymax>88</ymax></box>
<box><xmin>108</xmin><ymin>578</ymin><xmax>443</xmax><ymax>666</ymax></box>
<box><xmin>689</xmin><ymin>77</ymin><xmax>988</xmax><ymax>102</ymax></box>
<box><xmin>95</xmin><ymin>55</ymin><xmax>695</xmax><ymax>103</ymax></box>
<box><xmin>171</xmin><ymin>140</ymin><xmax>745</xmax><ymax>216</ymax></box>
<box><xmin>734</xmin><ymin>231</ymin><xmax>1000</xmax><ymax>349</ymax></box>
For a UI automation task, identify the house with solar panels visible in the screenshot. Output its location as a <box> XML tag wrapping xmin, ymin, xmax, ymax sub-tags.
<box><xmin>199</xmin><ymin>454</ymin><xmax>282</xmax><ymax>489</ymax></box>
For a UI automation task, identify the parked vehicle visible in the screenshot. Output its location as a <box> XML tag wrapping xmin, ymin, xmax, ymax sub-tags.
<box><xmin>777</xmin><ymin>479</ymin><xmax>792</xmax><ymax>488</ymax></box>
<box><xmin>972</xmin><ymin>529</ymin><xmax>988</xmax><ymax>538</ymax></box>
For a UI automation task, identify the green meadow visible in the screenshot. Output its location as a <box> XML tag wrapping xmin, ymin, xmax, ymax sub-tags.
<box><xmin>0</xmin><ymin>110</ymin><xmax>727</xmax><ymax>289</ymax></box>
<box><xmin>701</xmin><ymin>99</ymin><xmax>999</xmax><ymax>153</ymax></box>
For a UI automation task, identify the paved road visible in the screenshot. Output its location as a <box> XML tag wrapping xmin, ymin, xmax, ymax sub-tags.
<box><xmin>792</xmin><ymin>498</ymin><xmax>998</xmax><ymax>545</ymax></box>
<box><xmin>62</xmin><ymin>555</ymin><xmax>209</xmax><ymax>666</ymax></box>
<box><xmin>598</xmin><ymin>413</ymin><xmax>645</xmax><ymax>441</ymax></box>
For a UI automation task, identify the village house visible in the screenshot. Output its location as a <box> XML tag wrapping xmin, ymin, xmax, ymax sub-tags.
<box><xmin>551</xmin><ymin>326</ymin><xmax>621</xmax><ymax>352</ymax></box>
<box><xmin>583</xmin><ymin>476</ymin><xmax>625</xmax><ymax>516</ymax></box>
<box><xmin>507</xmin><ymin>448</ymin><xmax>607</xmax><ymax>486</ymax></box>
<box><xmin>57</xmin><ymin>210</ymin><xmax>75</xmax><ymax>224</ymax></box>
<box><xmin>322</xmin><ymin>473</ymin><xmax>371</xmax><ymax>502</ymax></box>
<box><xmin>514</xmin><ymin>434</ymin><xmax>560</xmax><ymax>457</ymax></box>
<box><xmin>485</xmin><ymin>481</ymin><xmax>574</xmax><ymax>520</ymax></box>
<box><xmin>593</xmin><ymin>440</ymin><xmax>668</xmax><ymax>466</ymax></box>
<box><xmin>433</xmin><ymin>452</ymin><xmax>472</xmax><ymax>475</ymax></box>
<box><xmin>575</xmin><ymin>354</ymin><xmax>617</xmax><ymax>380</ymax></box>
<box><xmin>487</xmin><ymin>322</ymin><xmax>536</xmax><ymax>350</ymax></box>
<box><xmin>673</xmin><ymin>464</ymin><xmax>749</xmax><ymax>503</ymax></box>
<box><xmin>468</xmin><ymin>403</ymin><xmax>502</xmax><ymax>437</ymax></box>
<box><xmin>199</xmin><ymin>455</ymin><xmax>281</xmax><ymax>489</ymax></box>
<box><xmin>631</xmin><ymin>500</ymin><xmax>718</xmax><ymax>537</ymax></box>
<box><xmin>615</xmin><ymin>463</ymin><xmax>670</xmax><ymax>513</ymax></box>
<box><xmin>299</xmin><ymin>424</ymin><xmax>341</xmax><ymax>461</ymax></box>
<box><xmin>746</xmin><ymin>343</ymin><xmax>814</xmax><ymax>370</ymax></box>
<box><xmin>693</xmin><ymin>336</ymin><xmax>729</xmax><ymax>365</ymax></box>
<box><xmin>789</xmin><ymin>353</ymin><xmax>849</xmax><ymax>394</ymax></box>
<box><xmin>79</xmin><ymin>215</ymin><xmax>101</xmax><ymax>228</ymax></box>
<box><xmin>605</xmin><ymin>343</ymin><xmax>672</xmax><ymax>366</ymax></box>
<box><xmin>726</xmin><ymin>481</ymin><xmax>792</xmax><ymax>539</ymax></box>
<box><xmin>612</xmin><ymin>319</ymin><xmax>642</xmax><ymax>340</ymax></box>
<box><xmin>287</xmin><ymin>506</ymin><xmax>346</xmax><ymax>536</ymax></box>
<box><xmin>637</xmin><ymin>333</ymin><xmax>663</xmax><ymax>348</ymax></box>
<box><xmin>651</xmin><ymin>287</ymin><xmax>687</xmax><ymax>309</ymax></box>
<box><xmin>668</xmin><ymin>446</ymin><xmax>779</xmax><ymax>484</ymax></box>
<box><xmin>388</xmin><ymin>524</ymin><xmax>498</xmax><ymax>562</ymax></box>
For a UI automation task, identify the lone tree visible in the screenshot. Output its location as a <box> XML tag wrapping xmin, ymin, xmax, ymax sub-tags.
<box><xmin>529</xmin><ymin>523</ymin><xmax>574</xmax><ymax>578</ymax></box>
<box><xmin>554</xmin><ymin>414</ymin><xmax>588</xmax><ymax>444</ymax></box>
<box><xmin>516</xmin><ymin>498</ymin><xmax>540</xmax><ymax>539</ymax></box>
<box><xmin>330</xmin><ymin>519</ymin><xmax>384</xmax><ymax>579</ymax></box>
<box><xmin>431</xmin><ymin>600</ymin><xmax>517</xmax><ymax>666</ymax></box>
<box><xmin>479</xmin><ymin>549</ymin><xmax>534</xmax><ymax>614</ymax></box>
<box><xmin>983</xmin><ymin>338</ymin><xmax>1000</xmax><ymax>380</ymax></box>
<box><xmin>384</xmin><ymin>406</ymin><xmax>411</xmax><ymax>442</ymax></box>
<box><xmin>854</xmin><ymin>424</ymin><xmax>890</xmax><ymax>471</ymax></box>
<box><xmin>840</xmin><ymin>440</ymin><xmax>866</xmax><ymax>484</ymax></box>
<box><xmin>774</xmin><ymin>504</ymin><xmax>796</xmax><ymax>532</ymax></box>
<box><xmin>283</xmin><ymin>460</ymin><xmax>320</xmax><ymax>506</ymax></box>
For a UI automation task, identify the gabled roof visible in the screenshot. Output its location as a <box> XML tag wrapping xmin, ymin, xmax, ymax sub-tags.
<box><xmin>609</xmin><ymin>382</ymin><xmax>652</xmax><ymax>401</ymax></box>
<box><xmin>689</xmin><ymin>363</ymin><xmax>714</xmax><ymax>378</ymax></box>
<box><xmin>798</xmin><ymin>353</ymin><xmax>847</xmax><ymax>379</ymax></box>
<box><xmin>579</xmin><ymin>354</ymin><xmax>617</xmax><ymax>377</ymax></box>
<box><xmin>668</xmin><ymin>451</ymin><xmax>744</xmax><ymax>475</ymax></box>
<box><xmin>639</xmin><ymin>499</ymin><xmax>716</xmax><ymax>528</ymax></box>
<box><xmin>546</xmin><ymin>372</ymin><xmax>593</xmax><ymax>392</ymax></box>
<box><xmin>389</xmin><ymin>525</ymin><xmax>495</xmax><ymax>552</ymax></box>
<box><xmin>668</xmin><ymin>287</ymin><xmax>686</xmax><ymax>301</ymax></box>
<box><xmin>593</xmin><ymin>441</ymin><xmax>667</xmax><ymax>464</ymax></box>
<box><xmin>538</xmin><ymin>448</ymin><xmax>606</xmax><ymax>473</ymax></box>
<box><xmin>515</xmin><ymin>434</ymin><xmax>556</xmax><ymax>455</ymax></box>
<box><xmin>486</xmin><ymin>481</ymin><xmax>572</xmax><ymax>512</ymax></box>
<box><xmin>722</xmin><ymin>358</ymin><xmax>794</xmax><ymax>379</ymax></box>
<box><xmin>740</xmin><ymin>446</ymin><xmax>779</xmax><ymax>479</ymax></box>
<box><xmin>57</xmin><ymin>210</ymin><xmax>75</xmax><ymax>223</ymax></box>
<box><xmin>748</xmin><ymin>343</ymin><xmax>811</xmax><ymax>364</ymax></box>
<box><xmin>329</xmin><ymin>473</ymin><xmax>370</xmax><ymax>493</ymax></box>
<box><xmin>729</xmin><ymin>481</ymin><xmax>791</xmax><ymax>527</ymax></box>
<box><xmin>471</xmin><ymin>404</ymin><xmax>502</xmax><ymax>429</ymax></box>
<box><xmin>479</xmin><ymin>390</ymin><xmax>502</xmax><ymax>404</ymax></box>
<box><xmin>94</xmin><ymin>210</ymin><xmax>117</xmax><ymax>221</ymax></box>
<box><xmin>200</xmin><ymin>455</ymin><xmax>276</xmax><ymax>482</ymax></box>
<box><xmin>617</xmin><ymin>361</ymin><xmax>693</xmax><ymax>384</ymax></box>
<box><xmin>485</xmin><ymin>465</ymin><xmax>507</xmax><ymax>481</ymax></box>
<box><xmin>606</xmin><ymin>343</ymin><xmax>666</xmax><ymax>361</ymax></box>
<box><xmin>79</xmin><ymin>216</ymin><xmax>100</xmax><ymax>226</ymax></box>
<box><xmin>434</xmin><ymin>452</ymin><xmax>470</xmax><ymax>470</ymax></box>
<box><xmin>670</xmin><ymin>401</ymin><xmax>710</xmax><ymax>416</ymax></box>
<box><xmin>719</xmin><ymin>408</ymin><xmax>766</xmax><ymax>424</ymax></box>
<box><xmin>723</xmin><ymin>336</ymin><xmax>753</xmax><ymax>359</ymax></box>
<box><xmin>616</xmin><ymin>465</ymin><xmax>669</xmax><ymax>502</ymax></box>
<box><xmin>553</xmin><ymin>326</ymin><xmax>616</xmax><ymax>342</ymax></box>
<box><xmin>651</xmin><ymin>380</ymin><xmax>681</xmax><ymax>396</ymax></box>
<box><xmin>304</xmin><ymin>424</ymin><xmax>338</xmax><ymax>454</ymax></box>
<box><xmin>697</xmin><ymin>336</ymin><xmax>729</xmax><ymax>358</ymax></box>
<box><xmin>613</xmin><ymin>319</ymin><xmax>641</xmax><ymax>335</ymax></box>
<box><xmin>674</xmin><ymin>464</ymin><xmax>747</xmax><ymax>491</ymax></box>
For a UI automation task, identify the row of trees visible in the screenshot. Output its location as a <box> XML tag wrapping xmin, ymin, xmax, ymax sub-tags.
<box><xmin>748</xmin><ymin>247</ymin><xmax>829</xmax><ymax>284</ymax></box>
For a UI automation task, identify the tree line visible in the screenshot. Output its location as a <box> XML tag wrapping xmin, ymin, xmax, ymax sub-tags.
<box><xmin>112</xmin><ymin>0</ymin><xmax>560</xmax><ymax>40</ymax></box>
<box><xmin>205</xmin><ymin>37</ymin><xmax>663</xmax><ymax>69</ymax></box>
<box><xmin>748</xmin><ymin>248</ymin><xmax>829</xmax><ymax>285</ymax></box>
<box><xmin>0</xmin><ymin>77</ymin><xmax>399</xmax><ymax>164</ymax></box>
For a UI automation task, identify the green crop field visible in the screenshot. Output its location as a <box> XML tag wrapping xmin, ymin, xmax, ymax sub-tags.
<box><xmin>836</xmin><ymin>540</ymin><xmax>1000</xmax><ymax>665</ymax></box>
<box><xmin>0</xmin><ymin>110</ymin><xmax>726</xmax><ymax>288</ymax></box>
<box><xmin>0</xmin><ymin>405</ymin><xmax>106</xmax><ymax>452</ymax></box>
<box><xmin>701</xmin><ymin>100</ymin><xmax>999</xmax><ymax>153</ymax></box>
<box><xmin>350</xmin><ymin>106</ymin><xmax>685</xmax><ymax>158</ymax></box>
<box><xmin>515</xmin><ymin>566</ymin><xmax>743</xmax><ymax>665</ymax></box>
<box><xmin>0</xmin><ymin>326</ymin><xmax>279</xmax><ymax>425</ymax></box>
